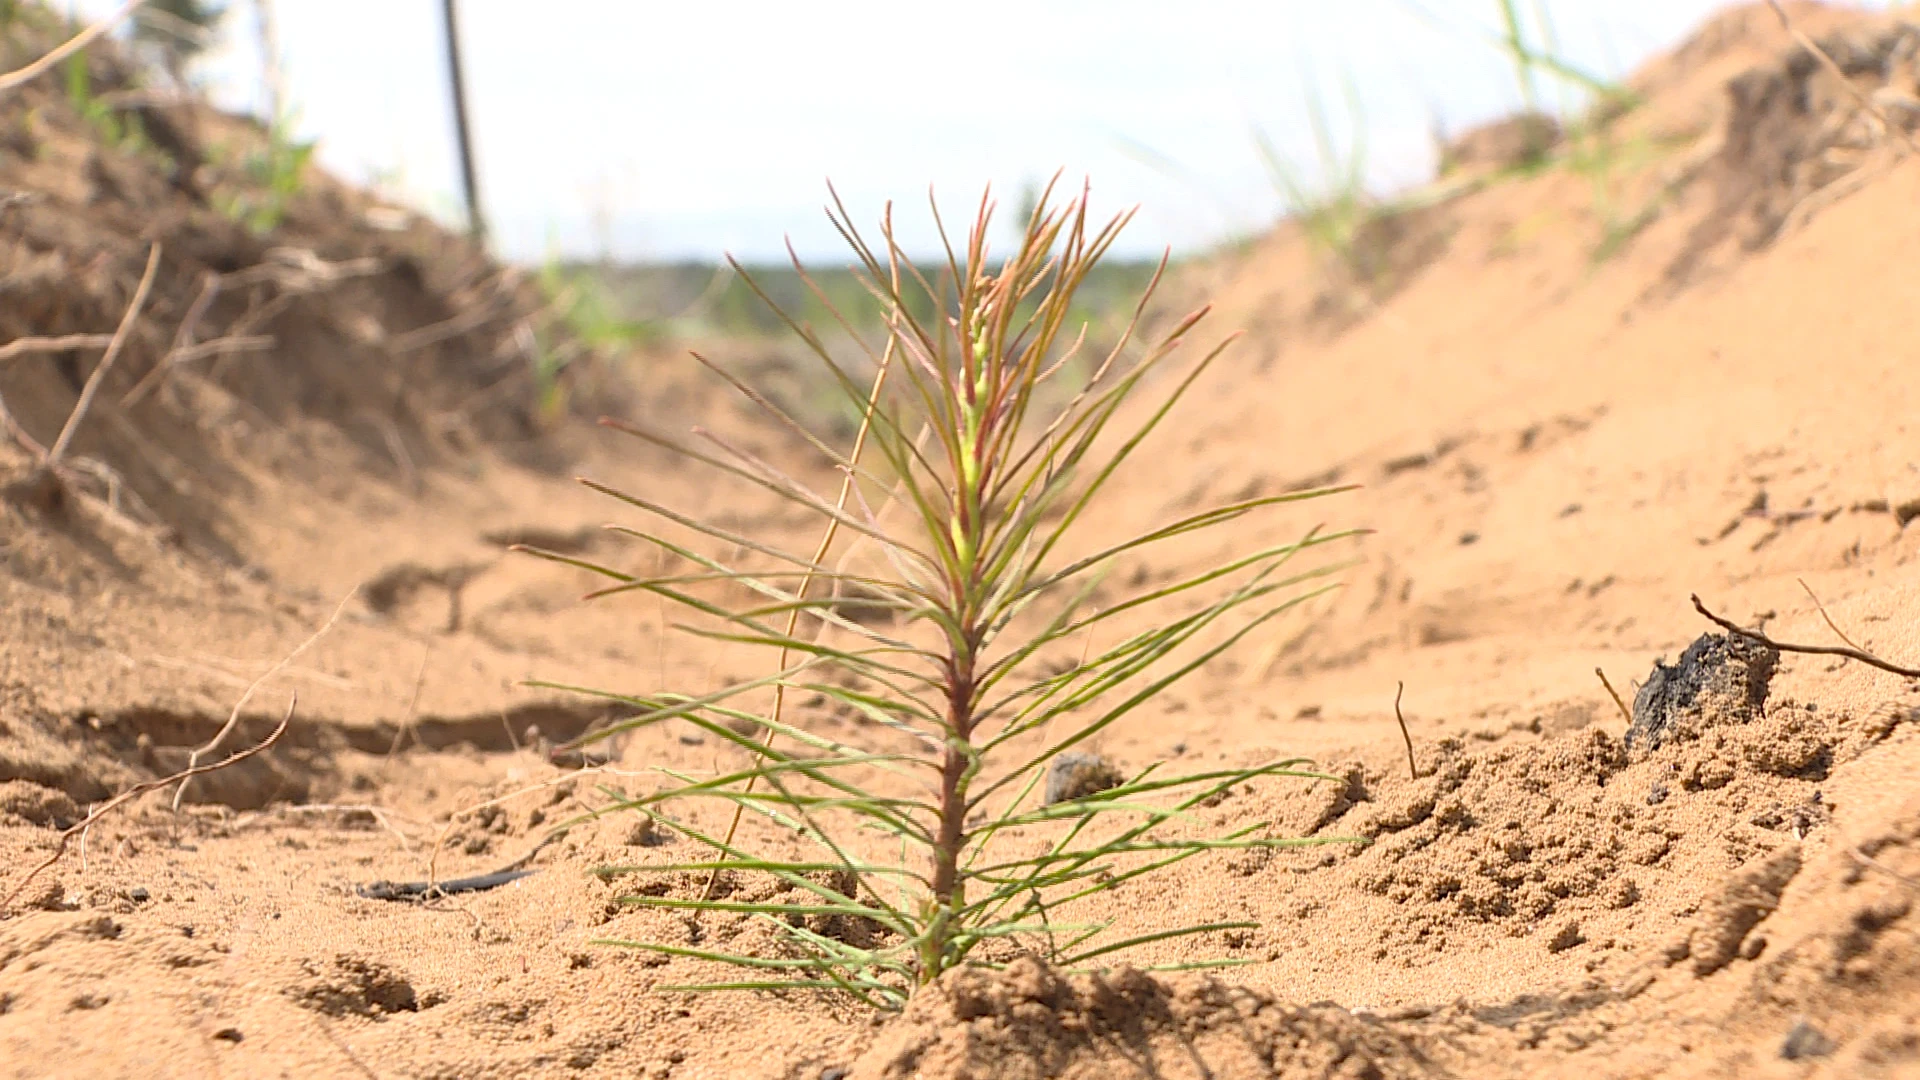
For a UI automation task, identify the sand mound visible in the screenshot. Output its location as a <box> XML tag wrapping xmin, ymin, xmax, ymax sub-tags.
<box><xmin>846</xmin><ymin>957</ymin><xmax>1437</xmax><ymax>1080</ymax></box>
<box><xmin>1674</xmin><ymin>10</ymin><xmax>1920</xmax><ymax>276</ymax></box>
<box><xmin>0</xmin><ymin>10</ymin><xmax>594</xmax><ymax>565</ymax></box>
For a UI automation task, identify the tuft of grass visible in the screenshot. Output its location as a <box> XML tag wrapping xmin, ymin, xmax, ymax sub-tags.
<box><xmin>63</xmin><ymin>48</ymin><xmax>150</xmax><ymax>154</ymax></box>
<box><xmin>521</xmin><ymin>181</ymin><xmax>1361</xmax><ymax>1008</ymax></box>
<box><xmin>1251</xmin><ymin>74</ymin><xmax>1377</xmax><ymax>293</ymax></box>
<box><xmin>531</xmin><ymin>255</ymin><xmax>657</xmax><ymax>415</ymax></box>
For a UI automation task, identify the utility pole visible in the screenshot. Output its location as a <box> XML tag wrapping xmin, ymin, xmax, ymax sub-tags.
<box><xmin>440</xmin><ymin>0</ymin><xmax>487</xmax><ymax>245</ymax></box>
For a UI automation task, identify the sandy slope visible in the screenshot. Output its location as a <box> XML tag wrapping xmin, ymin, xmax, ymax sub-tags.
<box><xmin>3</xmin><ymin>4</ymin><xmax>1920</xmax><ymax>1078</ymax></box>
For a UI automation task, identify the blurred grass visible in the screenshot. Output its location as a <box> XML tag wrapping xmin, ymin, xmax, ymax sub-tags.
<box><xmin>573</xmin><ymin>258</ymin><xmax>1169</xmax><ymax>342</ymax></box>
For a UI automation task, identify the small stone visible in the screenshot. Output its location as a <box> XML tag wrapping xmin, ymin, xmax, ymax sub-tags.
<box><xmin>1044</xmin><ymin>752</ymin><xmax>1124</xmax><ymax>805</ymax></box>
<box><xmin>1779</xmin><ymin>1018</ymin><xmax>1834</xmax><ymax>1060</ymax></box>
<box><xmin>128</xmin><ymin>887</ymin><xmax>151</xmax><ymax>903</ymax></box>
<box><xmin>213</xmin><ymin>1028</ymin><xmax>244</xmax><ymax>1043</ymax></box>
<box><xmin>820</xmin><ymin>1069</ymin><xmax>849</xmax><ymax>1080</ymax></box>
<box><xmin>1547</xmin><ymin>920</ymin><xmax>1586</xmax><ymax>954</ymax></box>
<box><xmin>625</xmin><ymin>816</ymin><xmax>673</xmax><ymax>847</ymax></box>
<box><xmin>24</xmin><ymin>879</ymin><xmax>67</xmax><ymax>912</ymax></box>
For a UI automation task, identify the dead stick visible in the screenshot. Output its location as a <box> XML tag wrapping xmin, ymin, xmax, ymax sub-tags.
<box><xmin>1596</xmin><ymin>667</ymin><xmax>1632</xmax><ymax>725</ymax></box>
<box><xmin>1849</xmin><ymin>847</ymin><xmax>1920</xmax><ymax>891</ymax></box>
<box><xmin>1798</xmin><ymin>577</ymin><xmax>1865</xmax><ymax>653</ymax></box>
<box><xmin>0</xmin><ymin>0</ymin><xmax>149</xmax><ymax>95</ymax></box>
<box><xmin>0</xmin><ymin>334</ymin><xmax>115</xmax><ymax>364</ymax></box>
<box><xmin>1691</xmin><ymin>593</ymin><xmax>1920</xmax><ymax>679</ymax></box>
<box><xmin>172</xmin><ymin>588</ymin><xmax>355</xmax><ymax>810</ymax></box>
<box><xmin>2</xmin><ymin>696</ymin><xmax>294</xmax><ymax>914</ymax></box>
<box><xmin>46</xmin><ymin>242</ymin><xmax>161</xmax><ymax>467</ymax></box>
<box><xmin>1393</xmin><ymin>681</ymin><xmax>1419</xmax><ymax>780</ymax></box>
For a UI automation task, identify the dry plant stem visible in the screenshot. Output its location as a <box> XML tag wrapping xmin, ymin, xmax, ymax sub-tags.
<box><xmin>1393</xmin><ymin>681</ymin><xmax>1419</xmax><ymax>780</ymax></box>
<box><xmin>1850</xmin><ymin>846</ymin><xmax>1920</xmax><ymax>891</ymax></box>
<box><xmin>1799</xmin><ymin>577</ymin><xmax>1866</xmax><ymax>652</ymax></box>
<box><xmin>386</xmin><ymin>641</ymin><xmax>434</xmax><ymax>759</ymax></box>
<box><xmin>1765</xmin><ymin>0</ymin><xmax>1920</xmax><ymax>157</ymax></box>
<box><xmin>1691</xmin><ymin>592</ymin><xmax>1920</xmax><ymax>679</ymax></box>
<box><xmin>0</xmin><ymin>389</ymin><xmax>47</xmax><ymax>457</ymax></box>
<box><xmin>122</xmin><ymin>270</ymin><xmax>223</xmax><ymax>407</ymax></box>
<box><xmin>700</xmin><ymin>314</ymin><xmax>899</xmax><ymax>901</ymax></box>
<box><xmin>0</xmin><ymin>334</ymin><xmax>116</xmax><ymax>363</ymax></box>
<box><xmin>2</xmin><ymin>696</ymin><xmax>294</xmax><ymax>914</ymax></box>
<box><xmin>47</xmin><ymin>242</ymin><xmax>161</xmax><ymax>468</ymax></box>
<box><xmin>171</xmin><ymin>588</ymin><xmax>356</xmax><ymax>809</ymax></box>
<box><xmin>0</xmin><ymin>0</ymin><xmax>149</xmax><ymax>95</ymax></box>
<box><xmin>1596</xmin><ymin>667</ymin><xmax>1633</xmax><ymax>725</ymax></box>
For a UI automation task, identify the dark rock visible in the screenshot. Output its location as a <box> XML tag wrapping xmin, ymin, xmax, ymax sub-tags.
<box><xmin>1628</xmin><ymin>632</ymin><xmax>1778</xmax><ymax>752</ymax></box>
<box><xmin>1780</xmin><ymin>1018</ymin><xmax>1835</xmax><ymax>1060</ymax></box>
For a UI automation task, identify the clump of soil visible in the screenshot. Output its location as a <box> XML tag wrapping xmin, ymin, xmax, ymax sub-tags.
<box><xmin>1672</xmin><ymin>14</ymin><xmax>1920</xmax><ymax>276</ymax></box>
<box><xmin>0</xmin><ymin>10</ymin><xmax>604</xmax><ymax>563</ymax></box>
<box><xmin>1627</xmin><ymin>631</ymin><xmax>1779</xmax><ymax>751</ymax></box>
<box><xmin>1044</xmin><ymin>751</ymin><xmax>1125</xmax><ymax>805</ymax></box>
<box><xmin>845</xmin><ymin>956</ymin><xmax>1438</xmax><ymax>1080</ymax></box>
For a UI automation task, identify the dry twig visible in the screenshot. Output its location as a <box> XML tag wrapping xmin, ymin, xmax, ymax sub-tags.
<box><xmin>1799</xmin><ymin>577</ymin><xmax>1866</xmax><ymax>652</ymax></box>
<box><xmin>171</xmin><ymin>589</ymin><xmax>356</xmax><ymax>809</ymax></box>
<box><xmin>1850</xmin><ymin>846</ymin><xmax>1920</xmax><ymax>890</ymax></box>
<box><xmin>1691</xmin><ymin>592</ymin><xmax>1920</xmax><ymax>679</ymax></box>
<box><xmin>1</xmin><ymin>696</ymin><xmax>294</xmax><ymax>915</ymax></box>
<box><xmin>46</xmin><ymin>242</ymin><xmax>161</xmax><ymax>468</ymax></box>
<box><xmin>0</xmin><ymin>0</ymin><xmax>149</xmax><ymax>96</ymax></box>
<box><xmin>1596</xmin><ymin>667</ymin><xmax>1633</xmax><ymax>725</ymax></box>
<box><xmin>0</xmin><ymin>334</ymin><xmax>116</xmax><ymax>364</ymax></box>
<box><xmin>1393</xmin><ymin>680</ymin><xmax>1420</xmax><ymax>780</ymax></box>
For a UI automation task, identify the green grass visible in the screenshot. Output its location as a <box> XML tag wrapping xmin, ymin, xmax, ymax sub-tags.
<box><xmin>1251</xmin><ymin>73</ymin><xmax>1378</xmax><ymax>292</ymax></box>
<box><xmin>579</xmin><ymin>257</ymin><xmax>1166</xmax><ymax>344</ymax></box>
<box><xmin>208</xmin><ymin>111</ymin><xmax>314</xmax><ymax>235</ymax></box>
<box><xmin>522</xmin><ymin>181</ymin><xmax>1360</xmax><ymax>1007</ymax></box>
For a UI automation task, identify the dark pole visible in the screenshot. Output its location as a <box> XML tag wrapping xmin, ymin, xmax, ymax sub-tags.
<box><xmin>440</xmin><ymin>0</ymin><xmax>487</xmax><ymax>244</ymax></box>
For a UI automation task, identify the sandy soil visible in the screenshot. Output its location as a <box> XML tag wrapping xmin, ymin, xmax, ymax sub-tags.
<box><xmin>4</xmin><ymin>4</ymin><xmax>1920</xmax><ymax>1078</ymax></box>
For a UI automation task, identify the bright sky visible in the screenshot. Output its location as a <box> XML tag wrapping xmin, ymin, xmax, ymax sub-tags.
<box><xmin>72</xmin><ymin>1</ymin><xmax>1869</xmax><ymax>263</ymax></box>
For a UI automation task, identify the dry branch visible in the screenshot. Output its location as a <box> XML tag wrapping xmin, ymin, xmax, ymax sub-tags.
<box><xmin>47</xmin><ymin>242</ymin><xmax>161</xmax><ymax>468</ymax></box>
<box><xmin>1596</xmin><ymin>667</ymin><xmax>1633</xmax><ymax>725</ymax></box>
<box><xmin>1</xmin><ymin>696</ymin><xmax>294</xmax><ymax>916</ymax></box>
<box><xmin>1691</xmin><ymin>592</ymin><xmax>1920</xmax><ymax>679</ymax></box>
<box><xmin>171</xmin><ymin>589</ymin><xmax>356</xmax><ymax>809</ymax></box>
<box><xmin>0</xmin><ymin>0</ymin><xmax>150</xmax><ymax>96</ymax></box>
<box><xmin>0</xmin><ymin>334</ymin><xmax>116</xmax><ymax>364</ymax></box>
<box><xmin>1392</xmin><ymin>680</ymin><xmax>1420</xmax><ymax>780</ymax></box>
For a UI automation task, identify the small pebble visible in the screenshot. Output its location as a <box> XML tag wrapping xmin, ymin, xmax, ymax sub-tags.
<box><xmin>1044</xmin><ymin>752</ymin><xmax>1124</xmax><ymax>805</ymax></box>
<box><xmin>1780</xmin><ymin>1018</ymin><xmax>1834</xmax><ymax>1060</ymax></box>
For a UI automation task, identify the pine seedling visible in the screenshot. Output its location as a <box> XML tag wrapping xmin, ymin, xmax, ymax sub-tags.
<box><xmin>524</xmin><ymin>181</ymin><xmax>1359</xmax><ymax>1009</ymax></box>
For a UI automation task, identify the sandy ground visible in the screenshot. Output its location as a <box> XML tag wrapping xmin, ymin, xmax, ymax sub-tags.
<box><xmin>3</xmin><ymin>4</ymin><xmax>1920</xmax><ymax>1078</ymax></box>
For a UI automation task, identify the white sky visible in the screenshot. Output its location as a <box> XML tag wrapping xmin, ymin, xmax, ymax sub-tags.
<box><xmin>72</xmin><ymin>1</ymin><xmax>1877</xmax><ymax>263</ymax></box>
